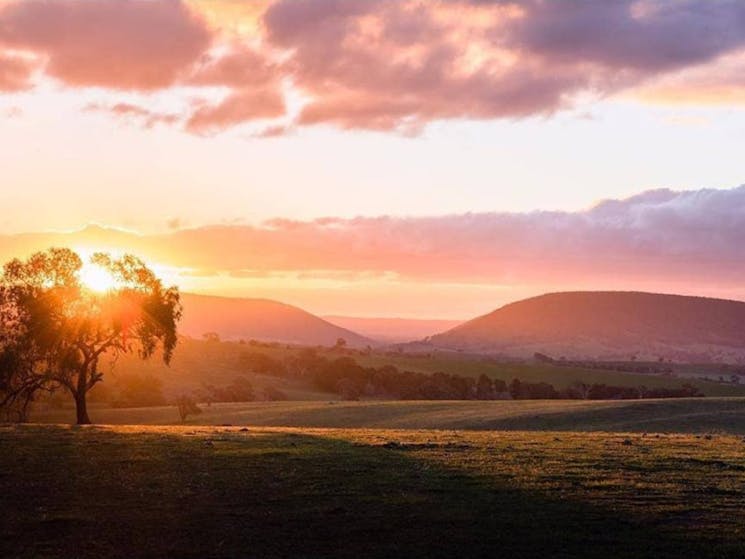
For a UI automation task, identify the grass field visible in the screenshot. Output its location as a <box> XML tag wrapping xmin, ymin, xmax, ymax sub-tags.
<box><xmin>32</xmin><ymin>397</ymin><xmax>745</xmax><ymax>434</ymax></box>
<box><xmin>2</xmin><ymin>423</ymin><xmax>744</xmax><ymax>558</ymax></box>
<box><xmin>16</xmin><ymin>348</ymin><xmax>745</xmax><ymax>558</ymax></box>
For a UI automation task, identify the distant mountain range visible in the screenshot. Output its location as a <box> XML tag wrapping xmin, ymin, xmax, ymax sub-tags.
<box><xmin>179</xmin><ymin>294</ymin><xmax>372</xmax><ymax>348</ymax></box>
<box><xmin>323</xmin><ymin>316</ymin><xmax>462</xmax><ymax>343</ymax></box>
<box><xmin>429</xmin><ymin>291</ymin><xmax>745</xmax><ymax>362</ymax></box>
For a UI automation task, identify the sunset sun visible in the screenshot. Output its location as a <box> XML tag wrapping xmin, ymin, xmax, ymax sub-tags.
<box><xmin>79</xmin><ymin>261</ymin><xmax>117</xmax><ymax>293</ymax></box>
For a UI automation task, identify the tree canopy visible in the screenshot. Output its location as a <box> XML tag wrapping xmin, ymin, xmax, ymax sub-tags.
<box><xmin>0</xmin><ymin>248</ymin><xmax>181</xmax><ymax>424</ymax></box>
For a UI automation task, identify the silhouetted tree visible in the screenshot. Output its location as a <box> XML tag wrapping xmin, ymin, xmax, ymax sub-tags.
<box><xmin>0</xmin><ymin>248</ymin><xmax>181</xmax><ymax>424</ymax></box>
<box><xmin>176</xmin><ymin>394</ymin><xmax>202</xmax><ymax>422</ymax></box>
<box><xmin>334</xmin><ymin>337</ymin><xmax>347</xmax><ymax>350</ymax></box>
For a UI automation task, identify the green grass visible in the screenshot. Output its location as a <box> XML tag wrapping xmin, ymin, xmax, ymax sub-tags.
<box><xmin>32</xmin><ymin>397</ymin><xmax>745</xmax><ymax>434</ymax></box>
<box><xmin>2</xmin><ymin>424</ymin><xmax>745</xmax><ymax>558</ymax></box>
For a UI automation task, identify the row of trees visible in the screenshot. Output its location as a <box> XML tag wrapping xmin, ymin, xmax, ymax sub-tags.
<box><xmin>238</xmin><ymin>349</ymin><xmax>704</xmax><ymax>401</ymax></box>
<box><xmin>0</xmin><ymin>249</ymin><xmax>181</xmax><ymax>423</ymax></box>
<box><xmin>198</xmin><ymin>377</ymin><xmax>288</xmax><ymax>404</ymax></box>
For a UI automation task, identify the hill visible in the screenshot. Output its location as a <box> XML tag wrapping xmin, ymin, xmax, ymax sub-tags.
<box><xmin>323</xmin><ymin>315</ymin><xmax>462</xmax><ymax>342</ymax></box>
<box><xmin>179</xmin><ymin>293</ymin><xmax>371</xmax><ymax>347</ymax></box>
<box><xmin>430</xmin><ymin>291</ymin><xmax>745</xmax><ymax>362</ymax></box>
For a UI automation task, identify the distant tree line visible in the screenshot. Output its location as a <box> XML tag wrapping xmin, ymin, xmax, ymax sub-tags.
<box><xmin>196</xmin><ymin>375</ymin><xmax>287</xmax><ymax>405</ymax></box>
<box><xmin>238</xmin><ymin>349</ymin><xmax>704</xmax><ymax>401</ymax></box>
<box><xmin>533</xmin><ymin>353</ymin><xmax>678</xmax><ymax>375</ymax></box>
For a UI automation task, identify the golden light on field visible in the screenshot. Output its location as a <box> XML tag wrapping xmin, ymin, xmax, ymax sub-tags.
<box><xmin>79</xmin><ymin>261</ymin><xmax>118</xmax><ymax>293</ymax></box>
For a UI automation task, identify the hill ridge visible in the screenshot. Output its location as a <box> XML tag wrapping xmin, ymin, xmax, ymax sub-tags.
<box><xmin>179</xmin><ymin>292</ymin><xmax>371</xmax><ymax>347</ymax></box>
<box><xmin>431</xmin><ymin>291</ymin><xmax>745</xmax><ymax>362</ymax></box>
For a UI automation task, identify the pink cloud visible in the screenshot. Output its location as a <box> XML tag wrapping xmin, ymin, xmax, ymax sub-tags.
<box><xmin>186</xmin><ymin>87</ymin><xmax>286</xmax><ymax>133</ymax></box>
<box><xmin>0</xmin><ymin>0</ymin><xmax>212</xmax><ymax>90</ymax></box>
<box><xmin>190</xmin><ymin>47</ymin><xmax>277</xmax><ymax>88</ymax></box>
<box><xmin>3</xmin><ymin>0</ymin><xmax>745</xmax><ymax>131</ymax></box>
<box><xmin>85</xmin><ymin>102</ymin><xmax>180</xmax><ymax>128</ymax></box>
<box><xmin>0</xmin><ymin>53</ymin><xmax>35</xmax><ymax>91</ymax></box>
<box><xmin>259</xmin><ymin>0</ymin><xmax>745</xmax><ymax>132</ymax></box>
<box><xmin>2</xmin><ymin>186</ymin><xmax>745</xmax><ymax>292</ymax></box>
<box><xmin>185</xmin><ymin>46</ymin><xmax>286</xmax><ymax>132</ymax></box>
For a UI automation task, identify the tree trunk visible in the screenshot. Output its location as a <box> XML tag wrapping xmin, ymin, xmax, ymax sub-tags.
<box><xmin>73</xmin><ymin>389</ymin><xmax>91</xmax><ymax>424</ymax></box>
<box><xmin>74</xmin><ymin>369</ymin><xmax>91</xmax><ymax>425</ymax></box>
<box><xmin>75</xmin><ymin>391</ymin><xmax>91</xmax><ymax>425</ymax></box>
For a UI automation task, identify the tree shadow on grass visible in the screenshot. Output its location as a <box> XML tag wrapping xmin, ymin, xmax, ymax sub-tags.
<box><xmin>0</xmin><ymin>425</ymin><xmax>741</xmax><ymax>559</ymax></box>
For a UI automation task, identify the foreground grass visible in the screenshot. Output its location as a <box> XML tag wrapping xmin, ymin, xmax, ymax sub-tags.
<box><xmin>2</xmin><ymin>424</ymin><xmax>745</xmax><ymax>558</ymax></box>
<box><xmin>33</xmin><ymin>397</ymin><xmax>745</xmax><ymax>434</ymax></box>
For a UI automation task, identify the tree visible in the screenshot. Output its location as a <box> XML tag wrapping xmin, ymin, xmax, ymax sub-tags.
<box><xmin>0</xmin><ymin>248</ymin><xmax>181</xmax><ymax>424</ymax></box>
<box><xmin>176</xmin><ymin>394</ymin><xmax>202</xmax><ymax>423</ymax></box>
<box><xmin>0</xmin><ymin>289</ymin><xmax>54</xmax><ymax>422</ymax></box>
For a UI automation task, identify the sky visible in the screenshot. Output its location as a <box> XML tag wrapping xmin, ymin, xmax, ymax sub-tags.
<box><xmin>2</xmin><ymin>0</ymin><xmax>745</xmax><ymax>318</ymax></box>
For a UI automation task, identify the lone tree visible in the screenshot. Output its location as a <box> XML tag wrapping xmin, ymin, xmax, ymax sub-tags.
<box><xmin>0</xmin><ymin>248</ymin><xmax>181</xmax><ymax>424</ymax></box>
<box><xmin>175</xmin><ymin>394</ymin><xmax>202</xmax><ymax>423</ymax></box>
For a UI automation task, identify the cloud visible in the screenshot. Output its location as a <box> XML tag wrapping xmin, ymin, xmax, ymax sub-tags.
<box><xmin>0</xmin><ymin>53</ymin><xmax>35</xmax><ymax>91</ymax></box>
<box><xmin>635</xmin><ymin>50</ymin><xmax>745</xmax><ymax>105</ymax></box>
<box><xmin>187</xmin><ymin>0</ymin><xmax>745</xmax><ymax>132</ymax></box>
<box><xmin>256</xmin><ymin>0</ymin><xmax>745</xmax><ymax>132</ymax></box>
<box><xmin>3</xmin><ymin>0</ymin><xmax>745</xmax><ymax>131</ymax></box>
<box><xmin>510</xmin><ymin>1</ymin><xmax>745</xmax><ymax>73</ymax></box>
<box><xmin>0</xmin><ymin>0</ymin><xmax>212</xmax><ymax>90</ymax></box>
<box><xmin>185</xmin><ymin>46</ymin><xmax>286</xmax><ymax>132</ymax></box>
<box><xmin>186</xmin><ymin>87</ymin><xmax>285</xmax><ymax>133</ymax></box>
<box><xmin>3</xmin><ymin>186</ymin><xmax>745</xmax><ymax>292</ymax></box>
<box><xmin>85</xmin><ymin>102</ymin><xmax>180</xmax><ymax>128</ymax></box>
<box><xmin>263</xmin><ymin>0</ymin><xmax>584</xmax><ymax>132</ymax></box>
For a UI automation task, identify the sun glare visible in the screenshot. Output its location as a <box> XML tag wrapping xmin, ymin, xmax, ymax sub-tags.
<box><xmin>79</xmin><ymin>262</ymin><xmax>117</xmax><ymax>293</ymax></box>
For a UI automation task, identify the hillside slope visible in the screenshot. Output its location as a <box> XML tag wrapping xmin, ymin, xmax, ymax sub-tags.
<box><xmin>179</xmin><ymin>293</ymin><xmax>371</xmax><ymax>347</ymax></box>
<box><xmin>430</xmin><ymin>291</ymin><xmax>745</xmax><ymax>361</ymax></box>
